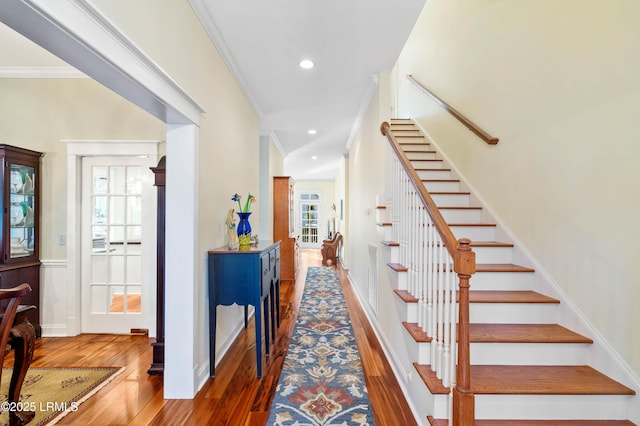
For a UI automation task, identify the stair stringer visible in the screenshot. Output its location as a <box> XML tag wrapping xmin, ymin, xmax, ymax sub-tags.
<box><xmin>409</xmin><ymin>116</ymin><xmax>640</xmax><ymax>421</ymax></box>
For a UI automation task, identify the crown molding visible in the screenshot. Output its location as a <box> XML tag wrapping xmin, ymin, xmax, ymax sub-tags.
<box><xmin>188</xmin><ymin>0</ymin><xmax>264</xmax><ymax>120</ymax></box>
<box><xmin>0</xmin><ymin>66</ymin><xmax>87</xmax><ymax>78</ymax></box>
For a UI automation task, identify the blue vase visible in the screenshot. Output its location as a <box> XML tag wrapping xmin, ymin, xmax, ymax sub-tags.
<box><xmin>237</xmin><ymin>212</ymin><xmax>252</xmax><ymax>250</ymax></box>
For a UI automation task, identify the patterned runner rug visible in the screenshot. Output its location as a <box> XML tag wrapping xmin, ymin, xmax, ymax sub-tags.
<box><xmin>267</xmin><ymin>266</ymin><xmax>375</xmax><ymax>425</ymax></box>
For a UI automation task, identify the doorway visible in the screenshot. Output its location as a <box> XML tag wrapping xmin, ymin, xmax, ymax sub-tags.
<box><xmin>299</xmin><ymin>192</ymin><xmax>321</xmax><ymax>248</ymax></box>
<box><xmin>81</xmin><ymin>156</ymin><xmax>155</xmax><ymax>334</ymax></box>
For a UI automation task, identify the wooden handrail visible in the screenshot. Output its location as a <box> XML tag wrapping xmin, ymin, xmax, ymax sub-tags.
<box><xmin>381</xmin><ymin>121</ymin><xmax>458</xmax><ymax>258</ymax></box>
<box><xmin>381</xmin><ymin>121</ymin><xmax>476</xmax><ymax>425</ymax></box>
<box><xmin>406</xmin><ymin>75</ymin><xmax>499</xmax><ymax>145</ymax></box>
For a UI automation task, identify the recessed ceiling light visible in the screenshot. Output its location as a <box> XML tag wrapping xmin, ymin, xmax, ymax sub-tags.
<box><xmin>299</xmin><ymin>59</ymin><xmax>314</xmax><ymax>70</ymax></box>
<box><xmin>311</xmin><ymin>156</ymin><xmax>318</xmax><ymax>160</ymax></box>
<box><xmin>308</xmin><ymin>129</ymin><xmax>317</xmax><ymax>135</ymax></box>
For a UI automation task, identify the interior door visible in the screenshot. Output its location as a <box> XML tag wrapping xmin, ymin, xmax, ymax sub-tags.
<box><xmin>81</xmin><ymin>156</ymin><xmax>155</xmax><ymax>334</ymax></box>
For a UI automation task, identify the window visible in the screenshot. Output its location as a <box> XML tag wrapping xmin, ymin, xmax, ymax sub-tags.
<box><xmin>300</xmin><ymin>193</ymin><xmax>320</xmax><ymax>246</ymax></box>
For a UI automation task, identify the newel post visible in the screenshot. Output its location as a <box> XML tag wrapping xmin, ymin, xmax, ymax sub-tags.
<box><xmin>453</xmin><ymin>238</ymin><xmax>475</xmax><ymax>425</ymax></box>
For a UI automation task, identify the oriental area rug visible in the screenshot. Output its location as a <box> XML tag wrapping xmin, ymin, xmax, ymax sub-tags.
<box><xmin>0</xmin><ymin>366</ymin><xmax>123</xmax><ymax>426</ymax></box>
<box><xmin>267</xmin><ymin>266</ymin><xmax>375</xmax><ymax>425</ymax></box>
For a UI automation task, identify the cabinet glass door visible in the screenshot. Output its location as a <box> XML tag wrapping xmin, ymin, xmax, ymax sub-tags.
<box><xmin>9</xmin><ymin>163</ymin><xmax>36</xmax><ymax>259</ymax></box>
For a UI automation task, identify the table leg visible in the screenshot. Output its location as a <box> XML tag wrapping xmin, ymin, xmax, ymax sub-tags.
<box><xmin>254</xmin><ymin>302</ymin><xmax>262</xmax><ymax>378</ymax></box>
<box><xmin>209</xmin><ymin>302</ymin><xmax>217</xmax><ymax>377</ymax></box>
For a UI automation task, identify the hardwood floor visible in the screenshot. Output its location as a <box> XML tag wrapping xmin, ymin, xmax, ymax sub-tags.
<box><xmin>4</xmin><ymin>249</ymin><xmax>416</xmax><ymax>425</ymax></box>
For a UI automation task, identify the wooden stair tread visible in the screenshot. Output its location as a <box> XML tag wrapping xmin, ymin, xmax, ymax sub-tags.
<box><xmin>422</xmin><ymin>179</ymin><xmax>459</xmax><ymax>182</ymax></box>
<box><xmin>469</xmin><ymin>323</ymin><xmax>592</xmax><ymax>343</ymax></box>
<box><xmin>415</xmin><ymin>167</ymin><xmax>451</xmax><ymax>171</ymax></box>
<box><xmin>471</xmin><ymin>365</ymin><xmax>636</xmax><ymax>395</ymax></box>
<box><xmin>428</xmin><ymin>417</ymin><xmax>635</xmax><ymax>426</ymax></box>
<box><xmin>438</xmin><ymin>206</ymin><xmax>481</xmax><ymax>210</ymax></box>
<box><xmin>417</xmin><ymin>364</ymin><xmax>635</xmax><ymax>395</ymax></box>
<box><xmin>402</xmin><ymin>322</ymin><xmax>432</xmax><ymax>342</ymax></box>
<box><xmin>430</xmin><ymin>191</ymin><xmax>470</xmax><ymax>195</ymax></box>
<box><xmin>381</xmin><ymin>240</ymin><xmax>399</xmax><ymax>247</ymax></box>
<box><xmin>470</xmin><ymin>241</ymin><xmax>514</xmax><ymax>247</ymax></box>
<box><xmin>394</xmin><ymin>289</ymin><xmax>418</xmax><ymax>303</ymax></box>
<box><xmin>468</xmin><ymin>290</ymin><xmax>559</xmax><ymax>304</ymax></box>
<box><xmin>448</xmin><ymin>222</ymin><xmax>495</xmax><ymax>227</ymax></box>
<box><xmin>403</xmin><ymin>322</ymin><xmax>590</xmax><ymax>344</ymax></box>
<box><xmin>388</xmin><ymin>263</ymin><xmax>408</xmax><ymax>272</ymax></box>
<box><xmin>475</xmin><ymin>263</ymin><xmax>534</xmax><ymax>272</ymax></box>
<box><xmin>395</xmin><ymin>290</ymin><xmax>557</xmax><ymax>304</ymax></box>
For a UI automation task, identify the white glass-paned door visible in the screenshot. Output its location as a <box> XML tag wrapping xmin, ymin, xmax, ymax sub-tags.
<box><xmin>81</xmin><ymin>156</ymin><xmax>154</xmax><ymax>334</ymax></box>
<box><xmin>300</xmin><ymin>193</ymin><xmax>320</xmax><ymax>248</ymax></box>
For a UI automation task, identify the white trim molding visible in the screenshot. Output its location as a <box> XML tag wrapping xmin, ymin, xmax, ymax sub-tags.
<box><xmin>0</xmin><ymin>66</ymin><xmax>87</xmax><ymax>78</ymax></box>
<box><xmin>0</xmin><ymin>0</ymin><xmax>205</xmax><ymax>125</ymax></box>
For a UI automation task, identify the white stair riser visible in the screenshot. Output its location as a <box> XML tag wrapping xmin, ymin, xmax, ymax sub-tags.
<box><xmin>440</xmin><ymin>208</ymin><xmax>483</xmax><ymax>224</ymax></box>
<box><xmin>469</xmin><ymin>271</ymin><xmax>534</xmax><ymax>291</ymax></box>
<box><xmin>422</xmin><ymin>181</ymin><xmax>460</xmax><ymax>192</ymax></box>
<box><xmin>431</xmin><ymin>193</ymin><xmax>470</xmax><ymax>207</ymax></box>
<box><xmin>474</xmin><ymin>394</ymin><xmax>633</xmax><ymax>421</ymax></box>
<box><xmin>449</xmin><ymin>225</ymin><xmax>496</xmax><ymax>241</ymax></box>
<box><xmin>400</xmin><ymin>143</ymin><xmax>430</xmax><ymax>151</ymax></box>
<box><xmin>416</xmin><ymin>169</ymin><xmax>452</xmax><ymax>180</ymax></box>
<box><xmin>472</xmin><ymin>246</ymin><xmax>514</xmax><ymax>263</ymax></box>
<box><xmin>402</xmin><ymin>331</ymin><xmax>432</xmax><ymax>365</ymax></box>
<box><xmin>469</xmin><ymin>303</ymin><xmax>559</xmax><ymax>324</ymax></box>
<box><xmin>411</xmin><ymin>160</ymin><xmax>445</xmax><ymax>169</ymax></box>
<box><xmin>406</xmin><ymin>152</ymin><xmax>437</xmax><ymax>160</ymax></box>
<box><xmin>386</xmin><ymin>245</ymin><xmax>399</xmax><ymax>263</ymax></box>
<box><xmin>393</xmin><ymin>296</ymin><xmax>415</xmax><ymax>323</ymax></box>
<box><xmin>471</xmin><ymin>342</ymin><xmax>590</xmax><ymax>365</ymax></box>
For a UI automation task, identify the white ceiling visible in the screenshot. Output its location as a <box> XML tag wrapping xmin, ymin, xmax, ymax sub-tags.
<box><xmin>0</xmin><ymin>1</ymin><xmax>426</xmax><ymax>180</ymax></box>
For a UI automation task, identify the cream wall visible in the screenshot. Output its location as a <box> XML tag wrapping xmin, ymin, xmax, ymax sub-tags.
<box><xmin>74</xmin><ymin>0</ymin><xmax>261</xmax><ymax>385</ymax></box>
<box><xmin>396</xmin><ymin>0</ymin><xmax>640</xmax><ymax>380</ymax></box>
<box><xmin>294</xmin><ymin>180</ymin><xmax>336</xmax><ymax>245</ymax></box>
<box><xmin>259</xmin><ymin>134</ymin><xmax>285</xmax><ymax>241</ymax></box>
<box><xmin>0</xmin><ymin>78</ymin><xmax>164</xmax><ymax>260</ymax></box>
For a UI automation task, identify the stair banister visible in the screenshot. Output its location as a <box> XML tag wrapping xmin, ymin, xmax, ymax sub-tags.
<box><xmin>406</xmin><ymin>75</ymin><xmax>499</xmax><ymax>146</ymax></box>
<box><xmin>381</xmin><ymin>121</ymin><xmax>476</xmax><ymax>425</ymax></box>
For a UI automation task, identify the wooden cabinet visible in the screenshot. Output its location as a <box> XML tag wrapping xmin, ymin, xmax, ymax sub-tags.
<box><xmin>273</xmin><ymin>176</ymin><xmax>299</xmax><ymax>283</ymax></box>
<box><xmin>0</xmin><ymin>145</ymin><xmax>42</xmax><ymax>337</ymax></box>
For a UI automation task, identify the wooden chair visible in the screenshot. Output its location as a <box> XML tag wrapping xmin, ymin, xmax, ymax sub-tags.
<box><xmin>321</xmin><ymin>232</ymin><xmax>343</xmax><ymax>266</ymax></box>
<box><xmin>0</xmin><ymin>283</ymin><xmax>35</xmax><ymax>425</ymax></box>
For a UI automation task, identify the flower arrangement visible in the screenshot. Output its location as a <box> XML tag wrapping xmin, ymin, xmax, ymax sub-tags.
<box><xmin>232</xmin><ymin>193</ymin><xmax>256</xmax><ymax>213</ymax></box>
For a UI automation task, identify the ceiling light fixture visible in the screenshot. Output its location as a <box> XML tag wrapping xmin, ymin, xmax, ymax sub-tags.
<box><xmin>307</xmin><ymin>129</ymin><xmax>317</xmax><ymax>135</ymax></box>
<box><xmin>311</xmin><ymin>156</ymin><xmax>318</xmax><ymax>160</ymax></box>
<box><xmin>299</xmin><ymin>59</ymin><xmax>314</xmax><ymax>70</ymax></box>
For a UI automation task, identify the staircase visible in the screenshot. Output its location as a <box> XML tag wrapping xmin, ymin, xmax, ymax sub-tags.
<box><xmin>380</xmin><ymin>119</ymin><xmax>636</xmax><ymax>425</ymax></box>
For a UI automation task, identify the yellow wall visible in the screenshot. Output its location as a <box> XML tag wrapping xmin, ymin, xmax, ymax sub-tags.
<box><xmin>397</xmin><ymin>0</ymin><xmax>640</xmax><ymax>379</ymax></box>
<box><xmin>0</xmin><ymin>78</ymin><xmax>164</xmax><ymax>260</ymax></box>
<box><xmin>91</xmin><ymin>0</ymin><xmax>261</xmax><ymax>377</ymax></box>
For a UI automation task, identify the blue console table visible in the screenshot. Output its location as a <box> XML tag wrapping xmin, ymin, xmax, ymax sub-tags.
<box><xmin>208</xmin><ymin>240</ymin><xmax>280</xmax><ymax>378</ymax></box>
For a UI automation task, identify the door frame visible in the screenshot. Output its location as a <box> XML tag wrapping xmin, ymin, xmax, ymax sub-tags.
<box><xmin>65</xmin><ymin>140</ymin><xmax>160</xmax><ymax>336</ymax></box>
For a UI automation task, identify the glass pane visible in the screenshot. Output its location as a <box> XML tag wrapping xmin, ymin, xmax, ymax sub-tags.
<box><xmin>127</xmin><ymin>196</ymin><xmax>141</xmax><ymax>225</ymax></box>
<box><xmin>109</xmin><ymin>256</ymin><xmax>125</xmax><ymax>284</ymax></box>
<box><xmin>91</xmin><ymin>285</ymin><xmax>107</xmax><ymax>314</ymax></box>
<box><xmin>93</xmin><ymin>196</ymin><xmax>107</xmax><ymax>224</ymax></box>
<box><xmin>110</xmin><ymin>196</ymin><xmax>125</xmax><ymax>224</ymax></box>
<box><xmin>109</xmin><ymin>166</ymin><xmax>126</xmax><ymax>194</ymax></box>
<box><xmin>93</xmin><ymin>167</ymin><xmax>108</xmax><ymax>194</ymax></box>
<box><xmin>126</xmin><ymin>256</ymin><xmax>141</xmax><ymax>284</ymax></box>
<box><xmin>109</xmin><ymin>226</ymin><xmax>125</xmax><ymax>254</ymax></box>
<box><xmin>91</xmin><ymin>256</ymin><xmax>107</xmax><ymax>284</ymax></box>
<box><xmin>127</xmin><ymin>226</ymin><xmax>142</xmax><ymax>245</ymax></box>
<box><xmin>310</xmin><ymin>194</ymin><xmax>320</xmax><ymax>200</ymax></box>
<box><xmin>126</xmin><ymin>285</ymin><xmax>142</xmax><ymax>313</ymax></box>
<box><xmin>109</xmin><ymin>286</ymin><xmax>125</xmax><ymax>313</ymax></box>
<box><xmin>92</xmin><ymin>226</ymin><xmax>107</xmax><ymax>253</ymax></box>
<box><xmin>126</xmin><ymin>166</ymin><xmax>142</xmax><ymax>195</ymax></box>
<box><xmin>10</xmin><ymin>165</ymin><xmax>35</xmax><ymax>195</ymax></box>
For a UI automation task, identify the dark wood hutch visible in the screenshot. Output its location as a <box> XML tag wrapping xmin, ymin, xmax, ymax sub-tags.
<box><xmin>0</xmin><ymin>145</ymin><xmax>42</xmax><ymax>337</ymax></box>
